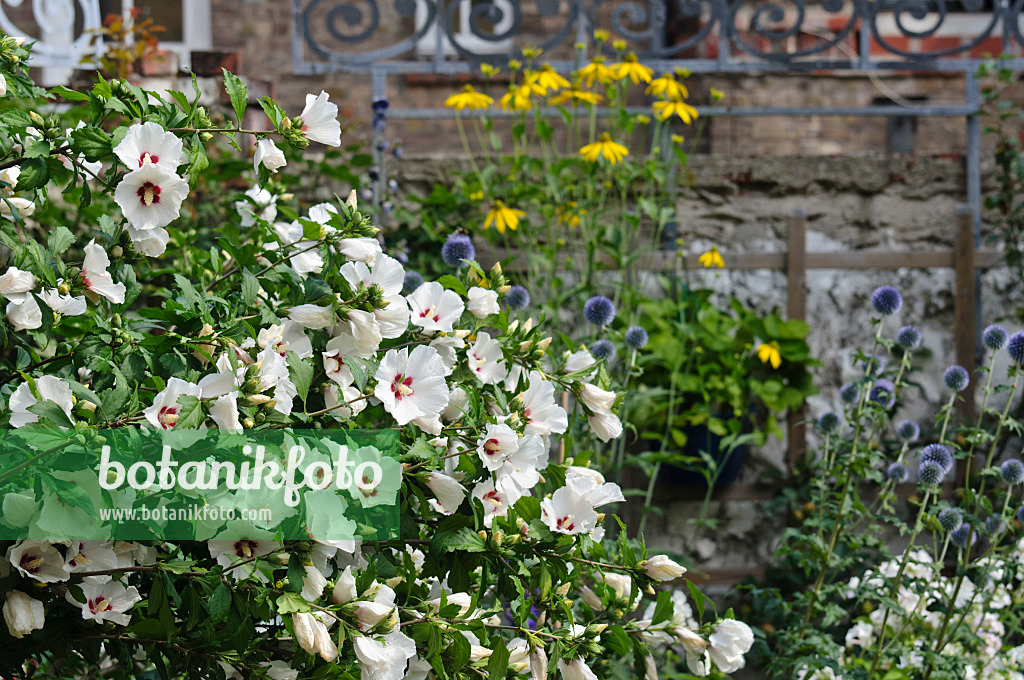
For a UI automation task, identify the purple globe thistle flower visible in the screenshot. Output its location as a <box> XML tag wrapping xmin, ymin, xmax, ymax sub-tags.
<box><xmin>869</xmin><ymin>379</ymin><xmax>896</xmax><ymax>408</ymax></box>
<box><xmin>402</xmin><ymin>270</ymin><xmax>424</xmax><ymax>295</ymax></box>
<box><xmin>382</xmin><ymin>200</ymin><xmax>393</xmax><ymax>214</ymax></box>
<box><xmin>372</xmin><ymin>97</ymin><xmax>390</xmax><ymax>114</ymax></box>
<box><xmin>938</xmin><ymin>507</ymin><xmax>963</xmax><ymax>532</ymax></box>
<box><xmin>392</xmin><ymin>145</ymin><xmax>404</xmax><ymax>158</ymax></box>
<box><xmin>918</xmin><ymin>460</ymin><xmax>946</xmax><ymax>486</ymax></box>
<box><xmin>983</xmin><ymin>324</ymin><xmax>1008</xmax><ymax>351</ymax></box>
<box><xmin>943</xmin><ymin>365</ymin><xmax>970</xmax><ymax>392</ymax></box>
<box><xmin>861</xmin><ymin>354</ymin><xmax>886</xmax><ymax>377</ymax></box>
<box><xmin>624</xmin><ymin>326</ymin><xmax>649</xmax><ymax>350</ymax></box>
<box><xmin>887</xmin><ymin>462</ymin><xmax>909</xmax><ymax>483</ymax></box>
<box><xmin>896</xmin><ymin>419</ymin><xmax>920</xmax><ymax>442</ymax></box>
<box><xmin>817</xmin><ymin>412</ymin><xmax>840</xmax><ymax>433</ymax></box>
<box><xmin>583</xmin><ymin>296</ymin><xmax>616</xmax><ymax>326</ymax></box>
<box><xmin>441</xmin><ymin>233</ymin><xmax>476</xmax><ymax>267</ymax></box>
<box><xmin>505</xmin><ymin>285</ymin><xmax>530</xmax><ymax>310</ymax></box>
<box><xmin>896</xmin><ymin>325</ymin><xmax>922</xmax><ymax>350</ymax></box>
<box><xmin>360</xmin><ymin>187</ymin><xmax>374</xmax><ymax>201</ymax></box>
<box><xmin>1008</xmin><ymin>331</ymin><xmax>1024</xmax><ymax>365</ymax></box>
<box><xmin>388</xmin><ymin>179</ymin><xmax>399</xmax><ymax>193</ymax></box>
<box><xmin>839</xmin><ymin>382</ymin><xmax>859</xmax><ymax>404</ymax></box>
<box><xmin>591</xmin><ymin>339</ymin><xmax>616</xmax><ymax>362</ymax></box>
<box><xmin>985</xmin><ymin>516</ymin><xmax>1005</xmax><ymax>535</ymax></box>
<box><xmin>1000</xmin><ymin>458</ymin><xmax>1024</xmax><ymax>485</ymax></box>
<box><xmin>920</xmin><ymin>443</ymin><xmax>954</xmax><ymax>475</ymax></box>
<box><xmin>950</xmin><ymin>523</ymin><xmax>976</xmax><ymax>549</ymax></box>
<box><xmin>871</xmin><ymin>285</ymin><xmax>903</xmax><ymax>315</ymax></box>
<box><xmin>1017</xmin><ymin>504</ymin><xmax>1024</xmax><ymax>523</ymax></box>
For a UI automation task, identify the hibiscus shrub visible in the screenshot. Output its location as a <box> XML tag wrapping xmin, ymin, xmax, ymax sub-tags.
<box><xmin>0</xmin><ymin>38</ymin><xmax>754</xmax><ymax>679</ymax></box>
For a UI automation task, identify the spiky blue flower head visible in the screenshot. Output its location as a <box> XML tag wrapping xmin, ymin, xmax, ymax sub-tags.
<box><xmin>887</xmin><ymin>462</ymin><xmax>909</xmax><ymax>483</ymax></box>
<box><xmin>861</xmin><ymin>354</ymin><xmax>886</xmax><ymax>377</ymax></box>
<box><xmin>918</xmin><ymin>460</ymin><xmax>945</xmax><ymax>486</ymax></box>
<box><xmin>943</xmin><ymin>365</ymin><xmax>970</xmax><ymax>392</ymax></box>
<box><xmin>920</xmin><ymin>443</ymin><xmax>954</xmax><ymax>474</ymax></box>
<box><xmin>505</xmin><ymin>285</ymin><xmax>530</xmax><ymax>310</ymax></box>
<box><xmin>624</xmin><ymin>326</ymin><xmax>649</xmax><ymax>350</ymax></box>
<box><xmin>938</xmin><ymin>507</ymin><xmax>963</xmax><ymax>532</ymax></box>
<box><xmin>1008</xmin><ymin>331</ymin><xmax>1024</xmax><ymax>365</ymax></box>
<box><xmin>896</xmin><ymin>419</ymin><xmax>920</xmax><ymax>442</ymax></box>
<box><xmin>388</xmin><ymin>179</ymin><xmax>399</xmax><ymax>192</ymax></box>
<box><xmin>583</xmin><ymin>296</ymin><xmax>616</xmax><ymax>326</ymax></box>
<box><xmin>1000</xmin><ymin>458</ymin><xmax>1024</xmax><ymax>485</ymax></box>
<box><xmin>950</xmin><ymin>523</ymin><xmax>976</xmax><ymax>549</ymax></box>
<box><xmin>871</xmin><ymin>286</ymin><xmax>903</xmax><ymax>315</ymax></box>
<box><xmin>1017</xmin><ymin>504</ymin><xmax>1024</xmax><ymax>523</ymax></box>
<box><xmin>985</xmin><ymin>516</ymin><xmax>1005</xmax><ymax>535</ymax></box>
<box><xmin>402</xmin><ymin>270</ymin><xmax>424</xmax><ymax>295</ymax></box>
<box><xmin>983</xmin><ymin>324</ymin><xmax>1008</xmax><ymax>351</ymax></box>
<box><xmin>839</xmin><ymin>382</ymin><xmax>859</xmax><ymax>404</ymax></box>
<box><xmin>360</xmin><ymin>187</ymin><xmax>374</xmax><ymax>201</ymax></box>
<box><xmin>441</xmin><ymin>233</ymin><xmax>475</xmax><ymax>267</ymax></box>
<box><xmin>372</xmin><ymin>97</ymin><xmax>390</xmax><ymax>114</ymax></box>
<box><xmin>869</xmin><ymin>379</ymin><xmax>896</xmax><ymax>408</ymax></box>
<box><xmin>817</xmin><ymin>412</ymin><xmax>840</xmax><ymax>434</ymax></box>
<box><xmin>591</xmin><ymin>339</ymin><xmax>616</xmax><ymax>362</ymax></box>
<box><xmin>896</xmin><ymin>325</ymin><xmax>922</xmax><ymax>350</ymax></box>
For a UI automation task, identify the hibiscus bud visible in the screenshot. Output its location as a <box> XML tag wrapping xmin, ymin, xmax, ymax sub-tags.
<box><xmin>491</xmin><ymin>262</ymin><xmax>502</xmax><ymax>277</ymax></box>
<box><xmin>353</xmin><ymin>601</ymin><xmax>395</xmax><ymax>630</ymax></box>
<box><xmin>530</xmin><ymin>646</ymin><xmax>548</xmax><ymax>680</ymax></box>
<box><xmin>492</xmin><ymin>530</ymin><xmax>503</xmax><ymax>547</ymax></box>
<box><xmin>247</xmin><ymin>394</ymin><xmax>272</xmax><ymax>405</ymax></box>
<box><xmin>640</xmin><ymin>555</ymin><xmax>687</xmax><ymax>581</ymax></box>
<box><xmin>477</xmin><ymin>530</ymin><xmax>488</xmax><ymax>541</ymax></box>
<box><xmin>3</xmin><ymin>591</ymin><xmax>45</xmax><ymax>639</ymax></box>
<box><xmin>537</xmin><ymin>337</ymin><xmax>552</xmax><ymax>351</ymax></box>
<box><xmin>498</xmin><ymin>285</ymin><xmax>511</xmax><ymax>294</ymax></box>
<box><xmin>346</xmin><ymin>190</ymin><xmax>358</xmax><ymax>209</ymax></box>
<box><xmin>554</xmin><ymin>582</ymin><xmax>571</xmax><ymax>597</ymax></box>
<box><xmin>586</xmin><ymin>623</ymin><xmax>607</xmax><ymax>636</ymax></box>
<box><xmin>579</xmin><ymin>586</ymin><xmax>602</xmax><ymax>609</ymax></box>
<box><xmin>110</xmin><ymin>246</ymin><xmax>123</xmax><ymax>258</ymax></box>
<box><xmin>29</xmin><ymin>111</ymin><xmax>45</xmax><ymax>126</ymax></box>
<box><xmin>332</xmin><ymin>566</ymin><xmax>357</xmax><ymax>604</ymax></box>
<box><xmin>242</xmin><ymin>417</ymin><xmax>255</xmax><ymax>428</ymax></box>
<box><xmin>79</xmin><ymin>400</ymin><xmax>97</xmax><ymax>413</ymax></box>
<box><xmin>255</xmin><ymin>412</ymin><xmax>267</xmax><ymax>424</ymax></box>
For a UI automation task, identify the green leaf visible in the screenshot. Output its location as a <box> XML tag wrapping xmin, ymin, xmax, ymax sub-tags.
<box><xmin>47</xmin><ymin>226</ymin><xmax>75</xmax><ymax>255</ymax></box>
<box><xmin>222</xmin><ymin>69</ymin><xmax>249</xmax><ymax>127</ymax></box>
<box><xmin>437</xmin><ymin>275</ymin><xmax>467</xmax><ymax>297</ymax></box>
<box><xmin>487</xmin><ymin>639</ymin><xmax>511</xmax><ymax>678</ymax></box>
<box><xmin>286</xmin><ymin>352</ymin><xmax>313</xmax><ymax>406</ymax></box>
<box><xmin>70</xmin><ymin>126</ymin><xmax>112</xmax><ymax>162</ymax></box>
<box><xmin>174</xmin><ymin>394</ymin><xmax>205</xmax><ymax>429</ymax></box>
<box><xmin>186</xmin><ymin>134</ymin><xmax>209</xmax><ymax>186</ymax></box>
<box><xmin>686</xmin><ymin>579</ymin><xmax>707</xmax><ymax>622</ymax></box>
<box><xmin>127</xmin><ymin>618</ymin><xmax>168</xmax><ymax>640</ymax></box>
<box><xmin>42</xmin><ymin>477</ymin><xmax>96</xmax><ymax>518</ymax></box>
<box><xmin>451</xmin><ymin>631</ymin><xmax>471</xmax><ymax>672</ymax></box>
<box><xmin>208</xmin><ymin>583</ymin><xmax>232</xmax><ymax>623</ymax></box>
<box><xmin>650</xmin><ymin>590</ymin><xmax>673</xmax><ymax>625</ymax></box>
<box><xmin>241</xmin><ymin>268</ymin><xmax>261</xmax><ymax>306</ymax></box>
<box><xmin>15</xmin><ymin>158</ymin><xmax>49</xmax><ymax>191</ymax></box>
<box><xmin>276</xmin><ymin>591</ymin><xmax>310</xmax><ymax>615</ymax></box>
<box><xmin>287</xmin><ymin>553</ymin><xmax>306</xmax><ymax>594</ymax></box>
<box><xmin>434</xmin><ymin>527</ymin><xmax>487</xmax><ymax>554</ymax></box>
<box><xmin>26</xmin><ymin>400</ymin><xmax>73</xmax><ymax>429</ymax></box>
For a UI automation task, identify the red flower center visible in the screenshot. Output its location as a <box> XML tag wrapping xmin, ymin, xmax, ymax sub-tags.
<box><xmin>390</xmin><ymin>373</ymin><xmax>414</xmax><ymax>401</ymax></box>
<box><xmin>137</xmin><ymin>181</ymin><xmax>161</xmax><ymax>206</ymax></box>
<box><xmin>138</xmin><ymin>152</ymin><xmax>159</xmax><ymax>167</ymax></box>
<box><xmin>158</xmin><ymin>405</ymin><xmax>178</xmax><ymax>429</ymax></box>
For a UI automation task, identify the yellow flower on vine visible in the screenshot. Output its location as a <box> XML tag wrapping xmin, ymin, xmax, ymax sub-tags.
<box><xmin>698</xmin><ymin>247</ymin><xmax>724</xmax><ymax>268</ymax></box>
<box><xmin>484</xmin><ymin>200</ymin><xmax>526</xmax><ymax>234</ymax></box>
<box><xmin>756</xmin><ymin>342</ymin><xmax>783</xmax><ymax>369</ymax></box>
<box><xmin>549</xmin><ymin>85</ymin><xmax>602</xmax><ymax>106</ymax></box>
<box><xmin>646</xmin><ymin>73</ymin><xmax>689</xmax><ymax>99</ymax></box>
<box><xmin>531</xmin><ymin>65</ymin><xmax>570</xmax><ymax>94</ymax></box>
<box><xmin>576</xmin><ymin>57</ymin><xmax>615</xmax><ymax>87</ymax></box>
<box><xmin>445</xmin><ymin>85</ymin><xmax>494</xmax><ymax>111</ymax></box>
<box><xmin>611</xmin><ymin>53</ymin><xmax>653</xmax><ymax>84</ymax></box>
<box><xmin>500</xmin><ymin>84</ymin><xmax>534</xmax><ymax>111</ymax></box>
<box><xmin>579</xmin><ymin>133</ymin><xmax>629</xmax><ymax>164</ymax></box>
<box><xmin>652</xmin><ymin>96</ymin><xmax>699</xmax><ymax>123</ymax></box>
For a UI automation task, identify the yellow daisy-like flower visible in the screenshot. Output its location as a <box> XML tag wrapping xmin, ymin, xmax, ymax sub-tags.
<box><xmin>576</xmin><ymin>57</ymin><xmax>616</xmax><ymax>87</ymax></box>
<box><xmin>500</xmin><ymin>84</ymin><xmax>534</xmax><ymax>111</ymax></box>
<box><xmin>646</xmin><ymin>73</ymin><xmax>689</xmax><ymax>99</ymax></box>
<box><xmin>484</xmin><ymin>200</ymin><xmax>526</xmax><ymax>234</ymax></box>
<box><xmin>652</xmin><ymin>96</ymin><xmax>699</xmax><ymax>123</ymax></box>
<box><xmin>593</xmin><ymin>29</ymin><xmax>610</xmax><ymax>42</ymax></box>
<box><xmin>531</xmin><ymin>64</ymin><xmax>570</xmax><ymax>94</ymax></box>
<box><xmin>480</xmin><ymin>63</ymin><xmax>499</xmax><ymax>77</ymax></box>
<box><xmin>611</xmin><ymin>53</ymin><xmax>653</xmax><ymax>84</ymax></box>
<box><xmin>698</xmin><ymin>247</ymin><xmax>724</xmax><ymax>268</ymax></box>
<box><xmin>671</xmin><ymin>133</ymin><xmax>686</xmax><ymax>145</ymax></box>
<box><xmin>469</xmin><ymin>190</ymin><xmax>483</xmax><ymax>201</ymax></box>
<box><xmin>549</xmin><ymin>85</ymin><xmax>602</xmax><ymax>106</ymax></box>
<box><xmin>556</xmin><ymin>201</ymin><xmax>587</xmax><ymax>228</ymax></box>
<box><xmin>579</xmin><ymin>133</ymin><xmax>629</xmax><ymax>165</ymax></box>
<box><xmin>521</xmin><ymin>46</ymin><xmax>543</xmax><ymax>59</ymax></box>
<box><xmin>756</xmin><ymin>342</ymin><xmax>783</xmax><ymax>370</ymax></box>
<box><xmin>508</xmin><ymin>58</ymin><xmax>522</xmax><ymax>70</ymax></box>
<box><xmin>612</xmin><ymin>39</ymin><xmax>628</xmax><ymax>52</ymax></box>
<box><xmin>710</xmin><ymin>87</ymin><xmax>725</xmax><ymax>102</ymax></box>
<box><xmin>445</xmin><ymin>84</ymin><xmax>494</xmax><ymax>111</ymax></box>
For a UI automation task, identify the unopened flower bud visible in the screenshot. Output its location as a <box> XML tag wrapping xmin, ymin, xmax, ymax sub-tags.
<box><xmin>29</xmin><ymin>111</ymin><xmax>45</xmax><ymax>126</ymax></box>
<box><xmin>242</xmin><ymin>417</ymin><xmax>255</xmax><ymax>428</ymax></box>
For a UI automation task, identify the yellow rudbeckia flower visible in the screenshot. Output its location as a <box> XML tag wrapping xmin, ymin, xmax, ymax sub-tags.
<box><xmin>445</xmin><ymin>84</ymin><xmax>494</xmax><ymax>111</ymax></box>
<box><xmin>646</xmin><ymin>73</ymin><xmax>689</xmax><ymax>99</ymax></box>
<box><xmin>576</xmin><ymin>57</ymin><xmax>616</xmax><ymax>87</ymax></box>
<box><xmin>579</xmin><ymin>133</ymin><xmax>629</xmax><ymax>165</ymax></box>
<box><xmin>652</xmin><ymin>97</ymin><xmax>699</xmax><ymax>123</ymax></box>
<box><xmin>484</xmin><ymin>200</ymin><xmax>526</xmax><ymax>234</ymax></box>
<box><xmin>500</xmin><ymin>84</ymin><xmax>534</xmax><ymax>111</ymax></box>
<box><xmin>549</xmin><ymin>86</ymin><xmax>602</xmax><ymax>106</ymax></box>
<box><xmin>557</xmin><ymin>201</ymin><xmax>586</xmax><ymax>228</ymax></box>
<box><xmin>611</xmin><ymin>53</ymin><xmax>653</xmax><ymax>84</ymax></box>
<box><xmin>698</xmin><ymin>247</ymin><xmax>724</xmax><ymax>268</ymax></box>
<box><xmin>756</xmin><ymin>342</ymin><xmax>783</xmax><ymax>369</ymax></box>
<box><xmin>531</xmin><ymin>65</ymin><xmax>570</xmax><ymax>94</ymax></box>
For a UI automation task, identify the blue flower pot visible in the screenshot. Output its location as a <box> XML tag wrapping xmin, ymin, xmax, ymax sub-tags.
<box><xmin>658</xmin><ymin>423</ymin><xmax>748</xmax><ymax>488</ymax></box>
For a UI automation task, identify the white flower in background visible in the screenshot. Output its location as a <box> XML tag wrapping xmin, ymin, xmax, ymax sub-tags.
<box><xmin>588</xmin><ymin>410</ymin><xmax>623</xmax><ymax>442</ymax></box>
<box><xmin>208</xmin><ymin>540</ymin><xmax>279</xmax><ymax>581</ymax></box>
<box><xmin>69</xmin><ymin>580</ymin><xmax>141</xmax><ymax>626</ymax></box>
<box><xmin>429</xmin><ymin>335</ymin><xmax>465</xmax><ymax>376</ymax></box>
<box><xmin>426</xmin><ymin>471</ymin><xmax>466</xmax><ymax>515</ymax></box>
<box><xmin>676</xmin><ymin>628</ymin><xmax>711</xmax><ymax>676</ymax></box>
<box><xmin>530</xmin><ymin>646</ymin><xmax>548</xmax><ymax>680</ymax></box>
<box><xmin>235</xmin><ymin>186</ymin><xmax>277</xmax><ymax>227</ymax></box>
<box><xmin>0</xmin><ymin>196</ymin><xmax>35</xmax><ymax>218</ymax></box>
<box><xmin>341</xmin><ymin>309</ymin><xmax>383</xmax><ymax>356</ymax></box>
<box><xmin>564</xmin><ymin>348</ymin><xmax>597</xmax><ymax>378</ymax></box>
<box><xmin>266</xmin><ymin>220</ymin><xmax>323</xmax><ymax>276</ymax></box>
<box><xmin>408</xmin><ymin>281</ymin><xmax>465</xmax><ymax>333</ymax></box>
<box><xmin>143</xmin><ymin>377</ymin><xmax>202</xmax><ymax>429</ymax></box>
<box><xmin>353</xmin><ymin>583</ymin><xmax>397</xmax><ymax>631</ymax></box>
<box><xmin>497</xmin><ymin>433</ymin><xmax>548</xmax><ymax>493</ymax></box>
<box><xmin>9</xmin><ymin>375</ymin><xmax>73</xmax><ymax>428</ymax></box>
<box><xmin>332</xmin><ymin>566</ymin><xmax>358</xmax><ymax>604</ymax></box>
<box><xmin>443</xmin><ymin>386</ymin><xmax>469</xmax><ymax>421</ymax></box>
<box><xmin>64</xmin><ymin>541</ymin><xmax>120</xmax><ymax>579</ymax></box>
<box><xmin>261</xmin><ymin>661</ymin><xmax>299</xmax><ymax>680</ymax></box>
<box><xmin>476</xmin><ymin>423</ymin><xmax>520</xmax><ymax>471</ymax></box>
<box><xmin>39</xmin><ymin>286</ymin><xmax>87</xmax><ymax>316</ymax></box>
<box><xmin>127</xmin><ymin>224</ymin><xmax>170</xmax><ymax>257</ymax></box>
<box><xmin>373</xmin><ymin>345</ymin><xmax>449</xmax><ymax>426</ymax></box>
<box><xmin>114</xmin><ymin>121</ymin><xmax>185</xmax><ymax>170</ymax></box>
<box><xmin>0</xmin><ymin>167</ymin><xmax>20</xmax><ymax>194</ymax></box>
<box><xmin>644</xmin><ymin>654</ymin><xmax>658</xmax><ymax>680</ymax></box>
<box><xmin>6</xmin><ymin>294</ymin><xmax>41</xmax><ymax>331</ymax></box>
<box><xmin>579</xmin><ymin>383</ymin><xmax>616</xmax><ymax>413</ymax></box>
<box><xmin>565</xmin><ymin>466</ymin><xmax>625</xmax><ymax>507</ymax></box>
<box><xmin>288</xmin><ymin>304</ymin><xmax>335</xmax><ymax>330</ymax></box>
<box><xmin>7</xmin><ymin>541</ymin><xmax>69</xmax><ymax>583</ymax></box>
<box><xmin>353</xmin><ymin>629</ymin><xmax>418</xmax><ymax>680</ymax></box>
<box><xmin>114</xmin><ymin>163</ymin><xmax>189</xmax><ymax>231</ymax></box>
<box><xmin>209</xmin><ymin>392</ymin><xmax>243</xmax><ymax>430</ymax></box>
<box><xmin>301</xmin><ymin>565</ymin><xmax>328</xmax><ymax>603</ymax></box>
<box><xmin>522</xmin><ymin>371</ymin><xmax>568</xmax><ymax>436</ymax></box>
<box><xmin>254</xmin><ymin>138</ymin><xmax>286</xmax><ymax>173</ymax></box>
<box><xmin>468</xmin><ymin>332</ymin><xmax>507</xmax><ymax>385</ymax></box>
<box><xmin>82</xmin><ymin>240</ymin><xmax>126</xmax><ymax>304</ymax></box>
<box><xmin>340</xmin><ymin>254</ymin><xmax>409</xmax><ymax>337</ymax></box>
<box><xmin>0</xmin><ymin>266</ymin><xmax>35</xmax><ymax>296</ymax></box>
<box><xmin>466</xmin><ymin>286</ymin><xmax>499</xmax><ymax>318</ymax></box>
<box><xmin>61</xmin><ymin>123</ymin><xmax>104</xmax><ymax>177</ymax></box>
<box><xmin>641</xmin><ymin>555</ymin><xmax>687</xmax><ymax>581</ymax></box>
<box><xmin>472</xmin><ymin>478</ymin><xmax>522</xmax><ymax>528</ymax></box>
<box><xmin>541</xmin><ymin>467</ymin><xmax>623</xmax><ymax>538</ymax></box>
<box><xmin>708</xmin><ymin>619</ymin><xmax>753</xmax><ymax>673</ymax></box>
<box><xmin>337</xmin><ymin>237</ymin><xmax>383</xmax><ymax>264</ymax></box>
<box><xmin>557</xmin><ymin>658</ymin><xmax>599</xmax><ymax>680</ymax></box>
<box><xmin>293</xmin><ymin>612</ymin><xmax>338</xmax><ymax>661</ymax></box>
<box><xmin>257</xmin><ymin>320</ymin><xmax>314</xmax><ymax>359</ymax></box>
<box><xmin>299</xmin><ymin>91</ymin><xmax>342</xmax><ymax>147</ymax></box>
<box><xmin>0</xmin><ymin>73</ymin><xmax>6</xmax><ymax>97</ymax></box>
<box><xmin>3</xmin><ymin>591</ymin><xmax>44</xmax><ymax>639</ymax></box>
<box><xmin>255</xmin><ymin>346</ymin><xmax>299</xmax><ymax>415</ymax></box>
<box><xmin>322</xmin><ymin>340</ymin><xmax>357</xmax><ymax>386</ymax></box>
